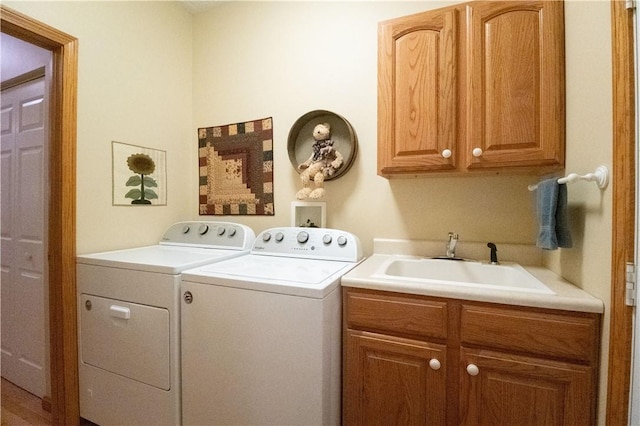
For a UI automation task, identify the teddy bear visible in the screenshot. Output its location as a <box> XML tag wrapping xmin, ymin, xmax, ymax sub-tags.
<box><xmin>296</xmin><ymin>122</ymin><xmax>343</xmax><ymax>200</ymax></box>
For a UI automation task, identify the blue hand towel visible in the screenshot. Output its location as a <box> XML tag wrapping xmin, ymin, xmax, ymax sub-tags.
<box><xmin>555</xmin><ymin>183</ymin><xmax>572</xmax><ymax>248</ymax></box>
<box><xmin>536</xmin><ymin>178</ymin><xmax>572</xmax><ymax>250</ymax></box>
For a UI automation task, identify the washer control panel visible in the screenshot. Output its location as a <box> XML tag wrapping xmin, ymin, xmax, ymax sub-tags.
<box><xmin>160</xmin><ymin>221</ymin><xmax>255</xmax><ymax>250</ymax></box>
<box><xmin>252</xmin><ymin>227</ymin><xmax>362</xmax><ymax>262</ymax></box>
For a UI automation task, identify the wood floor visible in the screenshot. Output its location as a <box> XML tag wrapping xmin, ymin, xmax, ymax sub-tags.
<box><xmin>1</xmin><ymin>378</ymin><xmax>51</xmax><ymax>426</ymax></box>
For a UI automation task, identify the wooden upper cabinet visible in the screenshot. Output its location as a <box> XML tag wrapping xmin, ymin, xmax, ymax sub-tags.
<box><xmin>465</xmin><ymin>1</ymin><xmax>565</xmax><ymax>170</ymax></box>
<box><xmin>377</xmin><ymin>0</ymin><xmax>565</xmax><ymax>177</ymax></box>
<box><xmin>378</xmin><ymin>8</ymin><xmax>458</xmax><ymax>175</ymax></box>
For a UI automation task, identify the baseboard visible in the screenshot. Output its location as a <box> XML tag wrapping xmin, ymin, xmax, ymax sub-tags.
<box><xmin>42</xmin><ymin>395</ymin><xmax>52</xmax><ymax>413</ymax></box>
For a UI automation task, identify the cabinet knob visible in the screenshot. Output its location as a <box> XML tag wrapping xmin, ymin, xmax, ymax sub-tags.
<box><xmin>466</xmin><ymin>364</ymin><xmax>480</xmax><ymax>376</ymax></box>
<box><xmin>441</xmin><ymin>149</ymin><xmax>452</xmax><ymax>159</ymax></box>
<box><xmin>429</xmin><ymin>358</ymin><xmax>441</xmax><ymax>370</ymax></box>
<box><xmin>472</xmin><ymin>148</ymin><xmax>483</xmax><ymax>157</ymax></box>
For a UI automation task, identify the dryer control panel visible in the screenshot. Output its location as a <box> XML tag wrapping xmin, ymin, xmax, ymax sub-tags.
<box><xmin>160</xmin><ymin>221</ymin><xmax>255</xmax><ymax>250</ymax></box>
<box><xmin>252</xmin><ymin>227</ymin><xmax>363</xmax><ymax>262</ymax></box>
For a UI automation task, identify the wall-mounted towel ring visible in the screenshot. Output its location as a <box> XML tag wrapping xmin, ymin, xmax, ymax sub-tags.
<box><xmin>528</xmin><ymin>165</ymin><xmax>609</xmax><ymax>191</ymax></box>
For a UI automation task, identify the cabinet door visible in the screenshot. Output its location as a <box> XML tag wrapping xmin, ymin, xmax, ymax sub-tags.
<box><xmin>378</xmin><ymin>8</ymin><xmax>458</xmax><ymax>175</ymax></box>
<box><xmin>344</xmin><ymin>330</ymin><xmax>446</xmax><ymax>426</ymax></box>
<box><xmin>460</xmin><ymin>347</ymin><xmax>595</xmax><ymax>425</ymax></box>
<box><xmin>464</xmin><ymin>1</ymin><xmax>564</xmax><ymax>170</ymax></box>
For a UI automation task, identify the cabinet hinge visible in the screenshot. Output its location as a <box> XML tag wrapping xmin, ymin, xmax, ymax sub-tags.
<box><xmin>627</xmin><ymin>0</ymin><xmax>636</xmax><ymax>10</ymax></box>
<box><xmin>626</xmin><ymin>262</ymin><xmax>637</xmax><ymax>306</ymax></box>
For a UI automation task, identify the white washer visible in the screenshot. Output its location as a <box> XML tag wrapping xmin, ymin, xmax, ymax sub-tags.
<box><xmin>180</xmin><ymin>227</ymin><xmax>363</xmax><ymax>426</ymax></box>
<box><xmin>76</xmin><ymin>221</ymin><xmax>255</xmax><ymax>426</ymax></box>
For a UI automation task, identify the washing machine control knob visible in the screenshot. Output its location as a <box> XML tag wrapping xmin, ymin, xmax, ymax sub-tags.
<box><xmin>337</xmin><ymin>235</ymin><xmax>348</xmax><ymax>246</ymax></box>
<box><xmin>228</xmin><ymin>228</ymin><xmax>236</xmax><ymax>237</ymax></box>
<box><xmin>199</xmin><ymin>224</ymin><xmax>209</xmax><ymax>235</ymax></box>
<box><xmin>217</xmin><ymin>227</ymin><xmax>226</xmax><ymax>236</ymax></box>
<box><xmin>275</xmin><ymin>232</ymin><xmax>284</xmax><ymax>242</ymax></box>
<box><xmin>262</xmin><ymin>232</ymin><xmax>272</xmax><ymax>242</ymax></box>
<box><xmin>182</xmin><ymin>225</ymin><xmax>191</xmax><ymax>234</ymax></box>
<box><xmin>322</xmin><ymin>234</ymin><xmax>332</xmax><ymax>244</ymax></box>
<box><xmin>297</xmin><ymin>231</ymin><xmax>309</xmax><ymax>244</ymax></box>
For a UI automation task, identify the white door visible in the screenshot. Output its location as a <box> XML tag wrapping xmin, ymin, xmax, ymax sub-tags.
<box><xmin>0</xmin><ymin>75</ymin><xmax>48</xmax><ymax>397</ymax></box>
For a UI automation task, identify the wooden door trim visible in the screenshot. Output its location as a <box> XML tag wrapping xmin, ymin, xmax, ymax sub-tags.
<box><xmin>1</xmin><ymin>6</ymin><xmax>79</xmax><ymax>425</ymax></box>
<box><xmin>607</xmin><ymin>1</ymin><xmax>635</xmax><ymax>424</ymax></box>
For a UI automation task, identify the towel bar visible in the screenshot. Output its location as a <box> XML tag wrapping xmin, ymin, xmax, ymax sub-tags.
<box><xmin>528</xmin><ymin>165</ymin><xmax>609</xmax><ymax>191</ymax></box>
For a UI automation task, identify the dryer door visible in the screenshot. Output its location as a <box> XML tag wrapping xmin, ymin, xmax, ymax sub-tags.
<box><xmin>80</xmin><ymin>294</ymin><xmax>171</xmax><ymax>390</ymax></box>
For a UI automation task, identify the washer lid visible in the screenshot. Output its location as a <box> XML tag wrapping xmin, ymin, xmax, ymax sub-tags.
<box><xmin>182</xmin><ymin>254</ymin><xmax>361</xmax><ymax>298</ymax></box>
<box><xmin>76</xmin><ymin>245</ymin><xmax>249</xmax><ymax>274</ymax></box>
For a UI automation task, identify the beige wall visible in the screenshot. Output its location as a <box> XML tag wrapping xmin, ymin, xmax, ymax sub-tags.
<box><xmin>4</xmin><ymin>0</ymin><xmax>614</xmax><ymax>422</ymax></box>
<box><xmin>195</xmin><ymin>2</ymin><xmax>613</xmax><ymax>421</ymax></box>
<box><xmin>549</xmin><ymin>1</ymin><xmax>613</xmax><ymax>421</ymax></box>
<box><xmin>192</xmin><ymin>1</ymin><xmax>541</xmax><ymax>254</ymax></box>
<box><xmin>193</xmin><ymin>7</ymin><xmax>612</xmax><ymax>420</ymax></box>
<box><xmin>5</xmin><ymin>0</ymin><xmax>194</xmax><ymax>254</ymax></box>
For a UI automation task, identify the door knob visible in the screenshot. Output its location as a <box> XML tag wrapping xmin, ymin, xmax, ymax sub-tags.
<box><xmin>441</xmin><ymin>149</ymin><xmax>452</xmax><ymax>159</ymax></box>
<box><xmin>472</xmin><ymin>148</ymin><xmax>483</xmax><ymax>157</ymax></box>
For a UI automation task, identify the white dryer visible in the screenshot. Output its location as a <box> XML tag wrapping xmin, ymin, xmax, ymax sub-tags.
<box><xmin>76</xmin><ymin>221</ymin><xmax>255</xmax><ymax>426</ymax></box>
<box><xmin>180</xmin><ymin>227</ymin><xmax>363</xmax><ymax>426</ymax></box>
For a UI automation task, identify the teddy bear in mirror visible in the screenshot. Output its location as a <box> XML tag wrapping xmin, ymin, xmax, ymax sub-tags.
<box><xmin>296</xmin><ymin>123</ymin><xmax>343</xmax><ymax>200</ymax></box>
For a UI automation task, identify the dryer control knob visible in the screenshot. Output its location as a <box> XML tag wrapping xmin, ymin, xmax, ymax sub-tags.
<box><xmin>182</xmin><ymin>225</ymin><xmax>191</xmax><ymax>234</ymax></box>
<box><xmin>322</xmin><ymin>234</ymin><xmax>332</xmax><ymax>244</ymax></box>
<box><xmin>228</xmin><ymin>228</ymin><xmax>237</xmax><ymax>237</ymax></box>
<box><xmin>199</xmin><ymin>224</ymin><xmax>209</xmax><ymax>235</ymax></box>
<box><xmin>275</xmin><ymin>232</ymin><xmax>284</xmax><ymax>242</ymax></box>
<box><xmin>297</xmin><ymin>231</ymin><xmax>309</xmax><ymax>244</ymax></box>
<box><xmin>217</xmin><ymin>227</ymin><xmax>226</xmax><ymax>236</ymax></box>
<box><xmin>262</xmin><ymin>232</ymin><xmax>272</xmax><ymax>242</ymax></box>
<box><xmin>337</xmin><ymin>235</ymin><xmax>348</xmax><ymax>246</ymax></box>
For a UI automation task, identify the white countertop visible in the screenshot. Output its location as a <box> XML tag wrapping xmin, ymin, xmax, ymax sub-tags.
<box><xmin>342</xmin><ymin>247</ymin><xmax>604</xmax><ymax>314</ymax></box>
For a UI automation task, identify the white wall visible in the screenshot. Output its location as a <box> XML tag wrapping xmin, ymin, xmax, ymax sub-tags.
<box><xmin>4</xmin><ymin>0</ymin><xmax>194</xmax><ymax>254</ymax></box>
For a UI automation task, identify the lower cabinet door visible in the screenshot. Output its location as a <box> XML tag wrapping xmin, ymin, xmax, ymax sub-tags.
<box><xmin>344</xmin><ymin>330</ymin><xmax>447</xmax><ymax>426</ymax></box>
<box><xmin>459</xmin><ymin>347</ymin><xmax>595</xmax><ymax>426</ymax></box>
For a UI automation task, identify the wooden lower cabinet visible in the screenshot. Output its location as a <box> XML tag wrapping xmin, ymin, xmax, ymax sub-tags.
<box><xmin>344</xmin><ymin>330</ymin><xmax>446</xmax><ymax>426</ymax></box>
<box><xmin>342</xmin><ymin>287</ymin><xmax>601</xmax><ymax>426</ymax></box>
<box><xmin>459</xmin><ymin>348</ymin><xmax>594</xmax><ymax>425</ymax></box>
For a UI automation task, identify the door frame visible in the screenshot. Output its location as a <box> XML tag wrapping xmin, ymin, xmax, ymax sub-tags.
<box><xmin>1</xmin><ymin>6</ymin><xmax>79</xmax><ymax>425</ymax></box>
<box><xmin>607</xmin><ymin>1</ymin><xmax>636</xmax><ymax>424</ymax></box>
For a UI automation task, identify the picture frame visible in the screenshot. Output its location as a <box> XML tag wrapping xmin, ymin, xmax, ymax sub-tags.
<box><xmin>112</xmin><ymin>141</ymin><xmax>167</xmax><ymax>206</ymax></box>
<box><xmin>198</xmin><ymin>117</ymin><xmax>274</xmax><ymax>215</ymax></box>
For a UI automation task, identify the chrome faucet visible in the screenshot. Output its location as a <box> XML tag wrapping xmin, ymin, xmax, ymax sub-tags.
<box><xmin>446</xmin><ymin>232</ymin><xmax>459</xmax><ymax>258</ymax></box>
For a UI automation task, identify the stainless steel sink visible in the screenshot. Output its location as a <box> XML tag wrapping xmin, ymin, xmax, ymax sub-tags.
<box><xmin>374</xmin><ymin>258</ymin><xmax>555</xmax><ymax>294</ymax></box>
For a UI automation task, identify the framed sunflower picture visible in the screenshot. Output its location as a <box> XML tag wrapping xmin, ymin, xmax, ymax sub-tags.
<box><xmin>112</xmin><ymin>141</ymin><xmax>167</xmax><ymax>206</ymax></box>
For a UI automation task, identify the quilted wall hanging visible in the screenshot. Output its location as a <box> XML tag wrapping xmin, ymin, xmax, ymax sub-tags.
<box><xmin>198</xmin><ymin>117</ymin><xmax>274</xmax><ymax>215</ymax></box>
